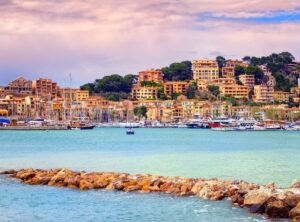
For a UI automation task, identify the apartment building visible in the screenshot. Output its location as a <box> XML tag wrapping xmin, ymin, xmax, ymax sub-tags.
<box><xmin>209</xmin><ymin>78</ymin><xmax>236</xmax><ymax>85</ymax></box>
<box><xmin>7</xmin><ymin>77</ymin><xmax>32</xmax><ymax>96</ymax></box>
<box><xmin>138</xmin><ymin>69</ymin><xmax>163</xmax><ymax>83</ymax></box>
<box><xmin>219</xmin><ymin>84</ymin><xmax>249</xmax><ymax>99</ymax></box>
<box><xmin>192</xmin><ymin>60</ymin><xmax>219</xmax><ymax>81</ymax></box>
<box><xmin>132</xmin><ymin>86</ymin><xmax>159</xmax><ymax>100</ymax></box>
<box><xmin>239</xmin><ymin>74</ymin><xmax>255</xmax><ymax>89</ymax></box>
<box><xmin>164</xmin><ymin>81</ymin><xmax>189</xmax><ymax>95</ymax></box>
<box><xmin>60</xmin><ymin>88</ymin><xmax>89</xmax><ymax>101</ymax></box>
<box><xmin>273</xmin><ymin>91</ymin><xmax>290</xmax><ymax>103</ymax></box>
<box><xmin>253</xmin><ymin>84</ymin><xmax>274</xmax><ymax>102</ymax></box>
<box><xmin>32</xmin><ymin>78</ymin><xmax>59</xmax><ymax>98</ymax></box>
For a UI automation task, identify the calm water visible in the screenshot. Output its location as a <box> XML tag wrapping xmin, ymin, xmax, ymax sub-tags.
<box><xmin>0</xmin><ymin>128</ymin><xmax>299</xmax><ymax>221</ymax></box>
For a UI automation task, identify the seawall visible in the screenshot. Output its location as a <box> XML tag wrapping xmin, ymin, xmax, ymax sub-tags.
<box><xmin>1</xmin><ymin>168</ymin><xmax>300</xmax><ymax>220</ymax></box>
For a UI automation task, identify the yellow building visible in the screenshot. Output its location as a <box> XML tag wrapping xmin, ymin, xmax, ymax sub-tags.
<box><xmin>253</xmin><ymin>84</ymin><xmax>274</xmax><ymax>103</ymax></box>
<box><xmin>239</xmin><ymin>74</ymin><xmax>255</xmax><ymax>89</ymax></box>
<box><xmin>273</xmin><ymin>91</ymin><xmax>290</xmax><ymax>103</ymax></box>
<box><xmin>219</xmin><ymin>84</ymin><xmax>249</xmax><ymax>99</ymax></box>
<box><xmin>132</xmin><ymin>86</ymin><xmax>159</xmax><ymax>100</ymax></box>
<box><xmin>164</xmin><ymin>81</ymin><xmax>190</xmax><ymax>95</ymax></box>
<box><xmin>192</xmin><ymin>60</ymin><xmax>219</xmax><ymax>81</ymax></box>
<box><xmin>75</xmin><ymin>90</ymin><xmax>89</xmax><ymax>101</ymax></box>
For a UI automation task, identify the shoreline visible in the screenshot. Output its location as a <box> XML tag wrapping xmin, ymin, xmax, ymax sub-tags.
<box><xmin>1</xmin><ymin>168</ymin><xmax>300</xmax><ymax>220</ymax></box>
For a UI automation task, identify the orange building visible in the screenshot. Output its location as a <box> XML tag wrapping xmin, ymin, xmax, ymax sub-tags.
<box><xmin>138</xmin><ymin>69</ymin><xmax>163</xmax><ymax>83</ymax></box>
<box><xmin>222</xmin><ymin>60</ymin><xmax>248</xmax><ymax>78</ymax></box>
<box><xmin>219</xmin><ymin>84</ymin><xmax>249</xmax><ymax>99</ymax></box>
<box><xmin>222</xmin><ymin>67</ymin><xmax>235</xmax><ymax>78</ymax></box>
<box><xmin>32</xmin><ymin>78</ymin><xmax>59</xmax><ymax>98</ymax></box>
<box><xmin>164</xmin><ymin>81</ymin><xmax>190</xmax><ymax>95</ymax></box>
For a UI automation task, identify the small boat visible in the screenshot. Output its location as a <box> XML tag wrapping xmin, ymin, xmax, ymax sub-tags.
<box><xmin>126</xmin><ymin>127</ymin><xmax>135</xmax><ymax>135</ymax></box>
<box><xmin>69</xmin><ymin>121</ymin><xmax>95</xmax><ymax>130</ymax></box>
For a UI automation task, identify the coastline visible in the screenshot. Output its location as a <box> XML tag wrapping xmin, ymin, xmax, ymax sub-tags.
<box><xmin>2</xmin><ymin>168</ymin><xmax>300</xmax><ymax>220</ymax></box>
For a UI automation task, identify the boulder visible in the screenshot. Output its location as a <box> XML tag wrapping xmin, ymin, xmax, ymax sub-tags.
<box><xmin>289</xmin><ymin>203</ymin><xmax>300</xmax><ymax>220</ymax></box>
<box><xmin>79</xmin><ymin>180</ymin><xmax>94</xmax><ymax>190</ymax></box>
<box><xmin>93</xmin><ymin>178</ymin><xmax>109</xmax><ymax>189</ymax></box>
<box><xmin>266</xmin><ymin>199</ymin><xmax>290</xmax><ymax>218</ymax></box>
<box><xmin>244</xmin><ymin>192</ymin><xmax>270</xmax><ymax>213</ymax></box>
<box><xmin>290</xmin><ymin>180</ymin><xmax>300</xmax><ymax>189</ymax></box>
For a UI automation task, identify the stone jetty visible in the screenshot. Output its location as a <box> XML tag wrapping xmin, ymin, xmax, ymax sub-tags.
<box><xmin>1</xmin><ymin>168</ymin><xmax>300</xmax><ymax>221</ymax></box>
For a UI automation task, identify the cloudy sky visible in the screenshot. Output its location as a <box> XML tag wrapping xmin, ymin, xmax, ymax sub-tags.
<box><xmin>1</xmin><ymin>0</ymin><xmax>300</xmax><ymax>86</ymax></box>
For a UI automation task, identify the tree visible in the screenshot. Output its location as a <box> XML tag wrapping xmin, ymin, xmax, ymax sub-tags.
<box><xmin>161</xmin><ymin>61</ymin><xmax>192</xmax><ymax>81</ymax></box>
<box><xmin>80</xmin><ymin>83</ymin><xmax>95</xmax><ymax>93</ymax></box>
<box><xmin>133</xmin><ymin>106</ymin><xmax>147</xmax><ymax>120</ymax></box>
<box><xmin>207</xmin><ymin>85</ymin><xmax>220</xmax><ymax>97</ymax></box>
<box><xmin>216</xmin><ymin>56</ymin><xmax>226</xmax><ymax>68</ymax></box>
<box><xmin>234</xmin><ymin>65</ymin><xmax>245</xmax><ymax>77</ymax></box>
<box><xmin>245</xmin><ymin>65</ymin><xmax>263</xmax><ymax>84</ymax></box>
<box><xmin>185</xmin><ymin>82</ymin><xmax>197</xmax><ymax>99</ymax></box>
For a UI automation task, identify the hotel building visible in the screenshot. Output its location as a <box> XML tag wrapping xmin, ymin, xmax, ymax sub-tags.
<box><xmin>192</xmin><ymin>60</ymin><xmax>219</xmax><ymax>81</ymax></box>
<box><xmin>273</xmin><ymin>91</ymin><xmax>290</xmax><ymax>103</ymax></box>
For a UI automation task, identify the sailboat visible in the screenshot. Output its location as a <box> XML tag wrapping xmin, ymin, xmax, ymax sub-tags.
<box><xmin>125</xmin><ymin>106</ymin><xmax>134</xmax><ymax>135</ymax></box>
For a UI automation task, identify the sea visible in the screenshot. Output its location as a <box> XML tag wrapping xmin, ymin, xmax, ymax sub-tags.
<box><xmin>1</xmin><ymin>128</ymin><xmax>299</xmax><ymax>222</ymax></box>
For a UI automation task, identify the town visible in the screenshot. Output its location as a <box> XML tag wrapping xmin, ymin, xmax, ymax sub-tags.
<box><xmin>1</xmin><ymin>52</ymin><xmax>300</xmax><ymax>129</ymax></box>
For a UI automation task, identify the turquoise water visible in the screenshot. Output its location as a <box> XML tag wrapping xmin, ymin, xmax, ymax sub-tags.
<box><xmin>0</xmin><ymin>128</ymin><xmax>299</xmax><ymax>221</ymax></box>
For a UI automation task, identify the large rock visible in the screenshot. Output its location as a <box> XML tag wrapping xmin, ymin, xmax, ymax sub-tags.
<box><xmin>289</xmin><ymin>203</ymin><xmax>300</xmax><ymax>220</ymax></box>
<box><xmin>266</xmin><ymin>199</ymin><xmax>290</xmax><ymax>218</ymax></box>
<box><xmin>79</xmin><ymin>180</ymin><xmax>94</xmax><ymax>190</ymax></box>
<box><xmin>244</xmin><ymin>192</ymin><xmax>270</xmax><ymax>213</ymax></box>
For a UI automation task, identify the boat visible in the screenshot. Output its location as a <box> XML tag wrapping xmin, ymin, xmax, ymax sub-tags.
<box><xmin>208</xmin><ymin>116</ymin><xmax>237</xmax><ymax>129</ymax></box>
<box><xmin>211</xmin><ymin>127</ymin><xmax>235</xmax><ymax>131</ymax></box>
<box><xmin>126</xmin><ymin>127</ymin><xmax>134</xmax><ymax>135</ymax></box>
<box><xmin>69</xmin><ymin>121</ymin><xmax>95</xmax><ymax>130</ymax></box>
<box><xmin>186</xmin><ymin>117</ymin><xmax>210</xmax><ymax>129</ymax></box>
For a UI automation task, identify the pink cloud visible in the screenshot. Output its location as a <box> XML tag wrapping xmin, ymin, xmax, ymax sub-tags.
<box><xmin>0</xmin><ymin>0</ymin><xmax>300</xmax><ymax>86</ymax></box>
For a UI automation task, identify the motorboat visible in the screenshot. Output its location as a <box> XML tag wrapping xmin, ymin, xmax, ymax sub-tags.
<box><xmin>126</xmin><ymin>127</ymin><xmax>135</xmax><ymax>135</ymax></box>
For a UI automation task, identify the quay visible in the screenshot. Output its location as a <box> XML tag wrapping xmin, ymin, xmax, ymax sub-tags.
<box><xmin>0</xmin><ymin>126</ymin><xmax>69</xmax><ymax>131</ymax></box>
<box><xmin>1</xmin><ymin>168</ymin><xmax>300</xmax><ymax>220</ymax></box>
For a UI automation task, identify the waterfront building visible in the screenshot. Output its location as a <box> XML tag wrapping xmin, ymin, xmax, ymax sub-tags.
<box><xmin>273</xmin><ymin>91</ymin><xmax>290</xmax><ymax>103</ymax></box>
<box><xmin>211</xmin><ymin>101</ymin><xmax>232</xmax><ymax>117</ymax></box>
<box><xmin>7</xmin><ymin>77</ymin><xmax>32</xmax><ymax>96</ymax></box>
<box><xmin>32</xmin><ymin>78</ymin><xmax>59</xmax><ymax>98</ymax></box>
<box><xmin>132</xmin><ymin>85</ymin><xmax>159</xmax><ymax>100</ymax></box>
<box><xmin>138</xmin><ymin>69</ymin><xmax>163</xmax><ymax>83</ymax></box>
<box><xmin>164</xmin><ymin>81</ymin><xmax>190</xmax><ymax>95</ymax></box>
<box><xmin>219</xmin><ymin>84</ymin><xmax>249</xmax><ymax>99</ymax></box>
<box><xmin>253</xmin><ymin>84</ymin><xmax>274</xmax><ymax>103</ymax></box>
<box><xmin>232</xmin><ymin>106</ymin><xmax>251</xmax><ymax>118</ymax></box>
<box><xmin>298</xmin><ymin>78</ymin><xmax>300</xmax><ymax>88</ymax></box>
<box><xmin>239</xmin><ymin>74</ymin><xmax>255</xmax><ymax>89</ymax></box>
<box><xmin>192</xmin><ymin>60</ymin><xmax>219</xmax><ymax>81</ymax></box>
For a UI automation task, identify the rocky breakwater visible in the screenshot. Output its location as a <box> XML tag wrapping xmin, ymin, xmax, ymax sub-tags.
<box><xmin>1</xmin><ymin>168</ymin><xmax>300</xmax><ymax>221</ymax></box>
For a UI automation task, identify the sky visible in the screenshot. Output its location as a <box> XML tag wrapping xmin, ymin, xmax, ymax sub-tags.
<box><xmin>1</xmin><ymin>0</ymin><xmax>300</xmax><ymax>87</ymax></box>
